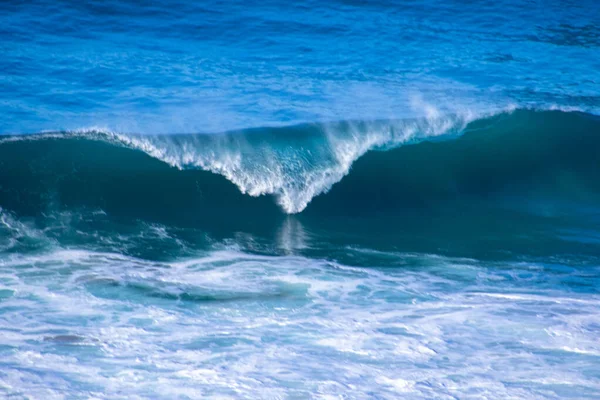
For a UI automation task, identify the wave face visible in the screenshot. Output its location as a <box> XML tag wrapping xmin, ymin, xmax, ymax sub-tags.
<box><xmin>1</xmin><ymin>109</ymin><xmax>599</xmax><ymax>222</ymax></box>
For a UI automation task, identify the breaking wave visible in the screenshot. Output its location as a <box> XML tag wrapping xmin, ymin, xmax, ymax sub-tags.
<box><xmin>1</xmin><ymin>109</ymin><xmax>599</xmax><ymax>222</ymax></box>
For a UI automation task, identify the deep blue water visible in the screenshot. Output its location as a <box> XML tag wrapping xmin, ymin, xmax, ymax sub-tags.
<box><xmin>2</xmin><ymin>0</ymin><xmax>600</xmax><ymax>134</ymax></box>
<box><xmin>1</xmin><ymin>0</ymin><xmax>600</xmax><ymax>398</ymax></box>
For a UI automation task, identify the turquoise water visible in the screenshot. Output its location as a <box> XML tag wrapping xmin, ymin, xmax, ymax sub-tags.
<box><xmin>1</xmin><ymin>0</ymin><xmax>600</xmax><ymax>398</ymax></box>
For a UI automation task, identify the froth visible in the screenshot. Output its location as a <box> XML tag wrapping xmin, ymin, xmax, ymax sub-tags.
<box><xmin>116</xmin><ymin>108</ymin><xmax>482</xmax><ymax>213</ymax></box>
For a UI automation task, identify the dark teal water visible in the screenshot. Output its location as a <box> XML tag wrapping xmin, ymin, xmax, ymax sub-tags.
<box><xmin>1</xmin><ymin>1</ymin><xmax>600</xmax><ymax>398</ymax></box>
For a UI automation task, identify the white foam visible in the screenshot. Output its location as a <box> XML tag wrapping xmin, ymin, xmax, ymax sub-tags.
<box><xmin>376</xmin><ymin>376</ymin><xmax>416</xmax><ymax>393</ymax></box>
<box><xmin>2</xmin><ymin>241</ymin><xmax>599</xmax><ymax>398</ymax></box>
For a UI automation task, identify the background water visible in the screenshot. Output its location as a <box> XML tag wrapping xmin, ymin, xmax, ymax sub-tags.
<box><xmin>1</xmin><ymin>0</ymin><xmax>600</xmax><ymax>398</ymax></box>
<box><xmin>2</xmin><ymin>0</ymin><xmax>599</xmax><ymax>134</ymax></box>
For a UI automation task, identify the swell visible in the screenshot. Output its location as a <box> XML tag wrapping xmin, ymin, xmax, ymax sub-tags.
<box><xmin>0</xmin><ymin>109</ymin><xmax>599</xmax><ymax>227</ymax></box>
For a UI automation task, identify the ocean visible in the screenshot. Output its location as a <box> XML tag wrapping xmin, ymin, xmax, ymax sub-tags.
<box><xmin>1</xmin><ymin>0</ymin><xmax>600</xmax><ymax>398</ymax></box>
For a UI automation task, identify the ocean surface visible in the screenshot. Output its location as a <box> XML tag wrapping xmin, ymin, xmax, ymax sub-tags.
<box><xmin>1</xmin><ymin>0</ymin><xmax>600</xmax><ymax>398</ymax></box>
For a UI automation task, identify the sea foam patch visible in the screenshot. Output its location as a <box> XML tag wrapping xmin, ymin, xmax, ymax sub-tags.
<box><xmin>1</xmin><ymin>249</ymin><xmax>599</xmax><ymax>398</ymax></box>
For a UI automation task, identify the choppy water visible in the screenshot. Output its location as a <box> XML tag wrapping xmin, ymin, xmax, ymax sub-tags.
<box><xmin>1</xmin><ymin>0</ymin><xmax>600</xmax><ymax>398</ymax></box>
